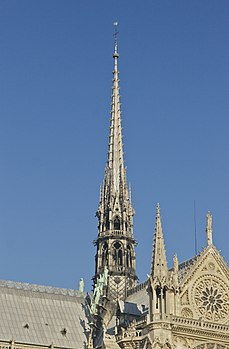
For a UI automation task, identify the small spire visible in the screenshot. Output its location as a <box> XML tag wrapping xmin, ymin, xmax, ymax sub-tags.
<box><xmin>206</xmin><ymin>211</ymin><xmax>213</xmax><ymax>246</ymax></box>
<box><xmin>173</xmin><ymin>253</ymin><xmax>179</xmax><ymax>286</ymax></box>
<box><xmin>151</xmin><ymin>204</ymin><xmax>168</xmax><ymax>279</ymax></box>
<box><xmin>173</xmin><ymin>253</ymin><xmax>179</xmax><ymax>274</ymax></box>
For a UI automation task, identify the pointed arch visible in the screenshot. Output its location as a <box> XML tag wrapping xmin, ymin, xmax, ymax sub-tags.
<box><xmin>126</xmin><ymin>244</ymin><xmax>132</xmax><ymax>268</ymax></box>
<box><xmin>114</xmin><ymin>216</ymin><xmax>121</xmax><ymax>230</ymax></box>
<box><xmin>101</xmin><ymin>242</ymin><xmax>108</xmax><ymax>267</ymax></box>
<box><xmin>113</xmin><ymin>241</ymin><xmax>123</xmax><ymax>267</ymax></box>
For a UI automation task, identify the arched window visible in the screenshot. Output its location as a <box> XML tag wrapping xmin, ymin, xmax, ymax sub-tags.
<box><xmin>126</xmin><ymin>245</ymin><xmax>132</xmax><ymax>268</ymax></box>
<box><xmin>106</xmin><ymin>219</ymin><xmax>110</xmax><ymax>230</ymax></box>
<box><xmin>102</xmin><ymin>242</ymin><xmax>108</xmax><ymax>267</ymax></box>
<box><xmin>114</xmin><ymin>216</ymin><xmax>121</xmax><ymax>230</ymax></box>
<box><xmin>156</xmin><ymin>287</ymin><xmax>161</xmax><ymax>310</ymax></box>
<box><xmin>113</xmin><ymin>241</ymin><xmax>123</xmax><ymax>266</ymax></box>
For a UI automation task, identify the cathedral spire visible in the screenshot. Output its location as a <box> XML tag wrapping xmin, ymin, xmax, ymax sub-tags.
<box><xmin>151</xmin><ymin>204</ymin><xmax>168</xmax><ymax>279</ymax></box>
<box><xmin>94</xmin><ymin>26</ymin><xmax>137</xmax><ymax>300</ymax></box>
<box><xmin>107</xmin><ymin>23</ymin><xmax>125</xmax><ymax>192</ymax></box>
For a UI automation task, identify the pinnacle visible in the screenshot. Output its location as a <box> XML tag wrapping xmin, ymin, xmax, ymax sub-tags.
<box><xmin>151</xmin><ymin>204</ymin><xmax>168</xmax><ymax>280</ymax></box>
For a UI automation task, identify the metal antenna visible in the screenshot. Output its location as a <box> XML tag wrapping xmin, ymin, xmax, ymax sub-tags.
<box><xmin>194</xmin><ymin>200</ymin><xmax>198</xmax><ymax>255</ymax></box>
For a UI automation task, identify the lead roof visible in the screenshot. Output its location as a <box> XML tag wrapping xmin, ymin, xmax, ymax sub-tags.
<box><xmin>0</xmin><ymin>280</ymin><xmax>89</xmax><ymax>349</ymax></box>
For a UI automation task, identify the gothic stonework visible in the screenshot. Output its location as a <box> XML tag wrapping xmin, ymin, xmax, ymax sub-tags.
<box><xmin>173</xmin><ymin>335</ymin><xmax>190</xmax><ymax>348</ymax></box>
<box><xmin>94</xmin><ymin>35</ymin><xmax>229</xmax><ymax>349</ymax></box>
<box><xmin>93</xmin><ymin>28</ymin><xmax>137</xmax><ymax>303</ymax></box>
<box><xmin>88</xmin><ymin>30</ymin><xmax>229</xmax><ymax>349</ymax></box>
<box><xmin>192</xmin><ymin>275</ymin><xmax>229</xmax><ymax>322</ymax></box>
<box><xmin>181</xmin><ymin>307</ymin><xmax>193</xmax><ymax>318</ymax></box>
<box><xmin>181</xmin><ymin>290</ymin><xmax>190</xmax><ymax>305</ymax></box>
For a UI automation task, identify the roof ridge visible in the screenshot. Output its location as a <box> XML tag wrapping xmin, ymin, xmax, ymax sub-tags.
<box><xmin>0</xmin><ymin>279</ymin><xmax>85</xmax><ymax>297</ymax></box>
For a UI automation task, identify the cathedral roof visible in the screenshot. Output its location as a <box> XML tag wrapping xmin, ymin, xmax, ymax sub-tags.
<box><xmin>118</xmin><ymin>300</ymin><xmax>143</xmax><ymax>316</ymax></box>
<box><xmin>0</xmin><ymin>279</ymin><xmax>89</xmax><ymax>348</ymax></box>
<box><xmin>177</xmin><ymin>255</ymin><xmax>199</xmax><ymax>282</ymax></box>
<box><xmin>125</xmin><ymin>281</ymin><xmax>149</xmax><ymax>308</ymax></box>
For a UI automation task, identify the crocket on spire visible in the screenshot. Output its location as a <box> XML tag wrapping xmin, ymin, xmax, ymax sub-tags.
<box><xmin>151</xmin><ymin>203</ymin><xmax>168</xmax><ymax>280</ymax></box>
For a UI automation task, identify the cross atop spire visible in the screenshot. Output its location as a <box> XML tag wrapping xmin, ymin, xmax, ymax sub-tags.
<box><xmin>151</xmin><ymin>204</ymin><xmax>168</xmax><ymax>280</ymax></box>
<box><xmin>106</xmin><ymin>23</ymin><xmax>126</xmax><ymax>195</ymax></box>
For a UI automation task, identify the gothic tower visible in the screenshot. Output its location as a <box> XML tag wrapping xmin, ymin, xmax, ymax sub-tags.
<box><xmin>94</xmin><ymin>31</ymin><xmax>137</xmax><ymax>300</ymax></box>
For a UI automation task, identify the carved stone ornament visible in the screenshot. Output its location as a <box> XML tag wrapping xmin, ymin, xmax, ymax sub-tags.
<box><xmin>173</xmin><ymin>335</ymin><xmax>195</xmax><ymax>349</ymax></box>
<box><xmin>181</xmin><ymin>290</ymin><xmax>190</xmax><ymax>305</ymax></box>
<box><xmin>208</xmin><ymin>262</ymin><xmax>215</xmax><ymax>271</ymax></box>
<box><xmin>192</xmin><ymin>275</ymin><xmax>229</xmax><ymax>322</ymax></box>
<box><xmin>181</xmin><ymin>307</ymin><xmax>193</xmax><ymax>318</ymax></box>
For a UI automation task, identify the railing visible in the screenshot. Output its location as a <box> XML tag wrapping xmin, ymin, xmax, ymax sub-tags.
<box><xmin>116</xmin><ymin>329</ymin><xmax>142</xmax><ymax>341</ymax></box>
<box><xmin>99</xmin><ymin>230</ymin><xmax>133</xmax><ymax>238</ymax></box>
<box><xmin>116</xmin><ymin>315</ymin><xmax>229</xmax><ymax>343</ymax></box>
<box><xmin>171</xmin><ymin>316</ymin><xmax>229</xmax><ymax>333</ymax></box>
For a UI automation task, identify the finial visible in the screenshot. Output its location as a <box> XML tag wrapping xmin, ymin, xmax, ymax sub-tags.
<box><xmin>156</xmin><ymin>203</ymin><xmax>160</xmax><ymax>218</ymax></box>
<box><xmin>206</xmin><ymin>211</ymin><xmax>213</xmax><ymax>246</ymax></box>
<box><xmin>113</xmin><ymin>21</ymin><xmax>119</xmax><ymax>57</ymax></box>
<box><xmin>173</xmin><ymin>253</ymin><xmax>179</xmax><ymax>273</ymax></box>
<box><xmin>10</xmin><ymin>340</ymin><xmax>15</xmax><ymax>349</ymax></box>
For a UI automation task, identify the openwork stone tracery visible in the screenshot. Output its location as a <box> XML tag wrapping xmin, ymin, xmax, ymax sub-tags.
<box><xmin>192</xmin><ymin>275</ymin><xmax>229</xmax><ymax>322</ymax></box>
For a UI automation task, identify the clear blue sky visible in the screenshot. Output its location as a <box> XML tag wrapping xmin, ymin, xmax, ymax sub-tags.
<box><xmin>0</xmin><ymin>1</ymin><xmax>228</xmax><ymax>291</ymax></box>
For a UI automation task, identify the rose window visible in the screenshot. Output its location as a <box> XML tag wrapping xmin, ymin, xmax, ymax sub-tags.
<box><xmin>201</xmin><ymin>286</ymin><xmax>223</xmax><ymax>313</ymax></box>
<box><xmin>192</xmin><ymin>275</ymin><xmax>229</xmax><ymax>322</ymax></box>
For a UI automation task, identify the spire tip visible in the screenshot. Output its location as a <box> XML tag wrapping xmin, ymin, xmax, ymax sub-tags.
<box><xmin>156</xmin><ymin>203</ymin><xmax>161</xmax><ymax>218</ymax></box>
<box><xmin>113</xmin><ymin>21</ymin><xmax>119</xmax><ymax>57</ymax></box>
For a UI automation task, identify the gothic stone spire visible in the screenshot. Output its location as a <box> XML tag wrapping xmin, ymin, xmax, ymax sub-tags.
<box><xmin>94</xmin><ymin>28</ymin><xmax>137</xmax><ymax>301</ymax></box>
<box><xmin>151</xmin><ymin>203</ymin><xmax>168</xmax><ymax>280</ymax></box>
